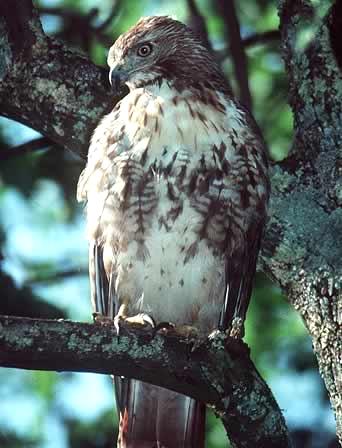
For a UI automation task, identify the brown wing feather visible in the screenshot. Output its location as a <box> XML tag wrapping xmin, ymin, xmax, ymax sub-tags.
<box><xmin>220</xmin><ymin>220</ymin><xmax>265</xmax><ymax>331</ymax></box>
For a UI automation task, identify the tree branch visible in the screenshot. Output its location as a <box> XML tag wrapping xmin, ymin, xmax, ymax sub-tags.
<box><xmin>186</xmin><ymin>0</ymin><xmax>233</xmax><ymax>92</ymax></box>
<box><xmin>0</xmin><ymin>136</ymin><xmax>52</xmax><ymax>160</ymax></box>
<box><xmin>95</xmin><ymin>0</ymin><xmax>121</xmax><ymax>32</ymax></box>
<box><xmin>243</xmin><ymin>30</ymin><xmax>280</xmax><ymax>48</ymax></box>
<box><xmin>25</xmin><ymin>267</ymin><xmax>87</xmax><ymax>285</ymax></box>
<box><xmin>186</xmin><ymin>0</ymin><xmax>213</xmax><ymax>52</ymax></box>
<box><xmin>0</xmin><ymin>0</ymin><xmax>119</xmax><ymax>159</ymax></box>
<box><xmin>214</xmin><ymin>0</ymin><xmax>252</xmax><ymax>109</ymax></box>
<box><xmin>216</xmin><ymin>30</ymin><xmax>281</xmax><ymax>63</ymax></box>
<box><xmin>267</xmin><ymin>1</ymin><xmax>342</xmax><ymax>441</ymax></box>
<box><xmin>38</xmin><ymin>2</ymin><xmax>121</xmax><ymax>50</ymax></box>
<box><xmin>0</xmin><ymin>314</ymin><xmax>291</xmax><ymax>448</ymax></box>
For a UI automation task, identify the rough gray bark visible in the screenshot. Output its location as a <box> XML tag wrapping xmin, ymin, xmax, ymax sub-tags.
<box><xmin>262</xmin><ymin>0</ymin><xmax>342</xmax><ymax>442</ymax></box>
<box><xmin>0</xmin><ymin>315</ymin><xmax>291</xmax><ymax>448</ymax></box>
<box><xmin>0</xmin><ymin>0</ymin><xmax>118</xmax><ymax>158</ymax></box>
<box><xmin>0</xmin><ymin>0</ymin><xmax>341</xmax><ymax>445</ymax></box>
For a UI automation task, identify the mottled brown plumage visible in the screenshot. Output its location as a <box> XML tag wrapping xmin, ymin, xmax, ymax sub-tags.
<box><xmin>78</xmin><ymin>16</ymin><xmax>269</xmax><ymax>448</ymax></box>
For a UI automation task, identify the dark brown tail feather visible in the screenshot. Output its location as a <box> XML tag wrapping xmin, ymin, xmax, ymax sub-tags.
<box><xmin>115</xmin><ymin>378</ymin><xmax>205</xmax><ymax>448</ymax></box>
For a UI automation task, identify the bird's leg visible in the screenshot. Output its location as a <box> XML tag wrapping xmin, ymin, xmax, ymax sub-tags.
<box><xmin>208</xmin><ymin>327</ymin><xmax>247</xmax><ymax>357</ymax></box>
<box><xmin>123</xmin><ymin>313</ymin><xmax>155</xmax><ymax>328</ymax></box>
<box><xmin>218</xmin><ymin>312</ymin><xmax>245</xmax><ymax>339</ymax></box>
<box><xmin>114</xmin><ymin>302</ymin><xmax>155</xmax><ymax>336</ymax></box>
<box><xmin>229</xmin><ymin>317</ymin><xmax>244</xmax><ymax>339</ymax></box>
<box><xmin>93</xmin><ymin>301</ymin><xmax>155</xmax><ymax>337</ymax></box>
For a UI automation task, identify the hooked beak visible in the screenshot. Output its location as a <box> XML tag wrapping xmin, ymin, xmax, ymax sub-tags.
<box><xmin>109</xmin><ymin>65</ymin><xmax>129</xmax><ymax>92</ymax></box>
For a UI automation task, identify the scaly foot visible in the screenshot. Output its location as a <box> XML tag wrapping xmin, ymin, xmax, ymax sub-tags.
<box><xmin>114</xmin><ymin>303</ymin><xmax>155</xmax><ymax>336</ymax></box>
<box><xmin>229</xmin><ymin>317</ymin><xmax>244</xmax><ymax>339</ymax></box>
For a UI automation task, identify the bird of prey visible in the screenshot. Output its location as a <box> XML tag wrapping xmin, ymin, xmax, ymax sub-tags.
<box><xmin>77</xmin><ymin>16</ymin><xmax>269</xmax><ymax>448</ymax></box>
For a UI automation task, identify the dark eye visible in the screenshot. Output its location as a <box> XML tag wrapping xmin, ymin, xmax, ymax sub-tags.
<box><xmin>137</xmin><ymin>43</ymin><xmax>153</xmax><ymax>57</ymax></box>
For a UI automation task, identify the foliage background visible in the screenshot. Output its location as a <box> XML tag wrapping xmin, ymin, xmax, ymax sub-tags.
<box><xmin>0</xmin><ymin>0</ymin><xmax>338</xmax><ymax>447</ymax></box>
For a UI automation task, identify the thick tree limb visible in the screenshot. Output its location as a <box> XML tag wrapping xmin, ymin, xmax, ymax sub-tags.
<box><xmin>0</xmin><ymin>0</ymin><xmax>118</xmax><ymax>159</ymax></box>
<box><xmin>0</xmin><ymin>314</ymin><xmax>291</xmax><ymax>448</ymax></box>
<box><xmin>267</xmin><ymin>1</ymin><xmax>342</xmax><ymax>441</ymax></box>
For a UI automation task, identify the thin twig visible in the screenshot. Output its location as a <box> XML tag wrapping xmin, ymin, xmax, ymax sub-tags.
<box><xmin>26</xmin><ymin>268</ymin><xmax>87</xmax><ymax>285</ymax></box>
<box><xmin>0</xmin><ymin>137</ymin><xmax>52</xmax><ymax>161</ymax></box>
<box><xmin>244</xmin><ymin>30</ymin><xmax>280</xmax><ymax>48</ymax></box>
<box><xmin>216</xmin><ymin>30</ymin><xmax>280</xmax><ymax>62</ymax></box>
<box><xmin>96</xmin><ymin>0</ymin><xmax>121</xmax><ymax>32</ymax></box>
<box><xmin>39</xmin><ymin>3</ymin><xmax>121</xmax><ymax>41</ymax></box>
<box><xmin>215</xmin><ymin>30</ymin><xmax>280</xmax><ymax>64</ymax></box>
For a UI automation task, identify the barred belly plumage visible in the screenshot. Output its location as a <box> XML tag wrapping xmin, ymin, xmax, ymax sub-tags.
<box><xmin>92</xmin><ymin>152</ymin><xmax>225</xmax><ymax>334</ymax></box>
<box><xmin>80</xmin><ymin>80</ymin><xmax>268</xmax><ymax>335</ymax></box>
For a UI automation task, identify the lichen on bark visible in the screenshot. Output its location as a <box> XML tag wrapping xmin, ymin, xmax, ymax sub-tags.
<box><xmin>0</xmin><ymin>315</ymin><xmax>291</xmax><ymax>448</ymax></box>
<box><xmin>268</xmin><ymin>1</ymin><xmax>342</xmax><ymax>441</ymax></box>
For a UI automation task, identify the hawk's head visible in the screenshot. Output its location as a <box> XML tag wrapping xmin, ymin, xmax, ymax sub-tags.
<box><xmin>107</xmin><ymin>16</ymin><xmax>228</xmax><ymax>93</ymax></box>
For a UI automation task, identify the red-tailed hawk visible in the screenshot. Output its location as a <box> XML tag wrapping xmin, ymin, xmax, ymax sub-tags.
<box><xmin>77</xmin><ymin>16</ymin><xmax>269</xmax><ymax>448</ymax></box>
